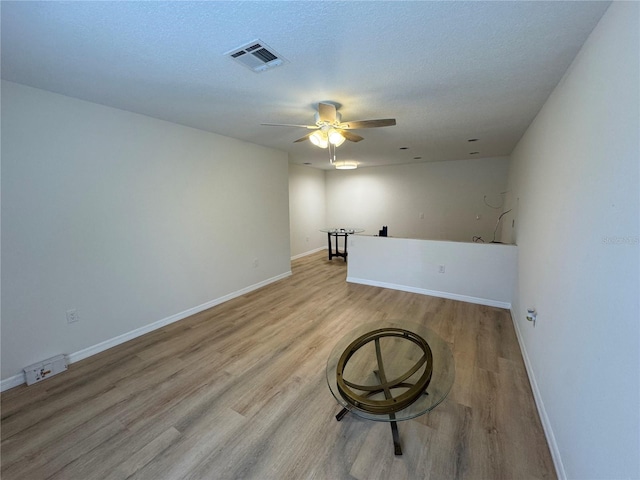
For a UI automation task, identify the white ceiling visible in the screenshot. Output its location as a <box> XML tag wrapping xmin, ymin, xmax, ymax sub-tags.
<box><xmin>1</xmin><ymin>1</ymin><xmax>610</xmax><ymax>169</ymax></box>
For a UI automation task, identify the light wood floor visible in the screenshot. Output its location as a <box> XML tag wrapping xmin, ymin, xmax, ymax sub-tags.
<box><xmin>1</xmin><ymin>251</ymin><xmax>556</xmax><ymax>479</ymax></box>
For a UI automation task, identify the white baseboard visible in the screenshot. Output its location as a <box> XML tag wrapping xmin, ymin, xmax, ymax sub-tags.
<box><xmin>1</xmin><ymin>373</ymin><xmax>26</xmax><ymax>391</ymax></box>
<box><xmin>1</xmin><ymin>271</ymin><xmax>292</xmax><ymax>392</ymax></box>
<box><xmin>291</xmin><ymin>246</ymin><xmax>327</xmax><ymax>261</ymax></box>
<box><xmin>510</xmin><ymin>308</ymin><xmax>565</xmax><ymax>480</ymax></box>
<box><xmin>346</xmin><ymin>277</ymin><xmax>511</xmax><ymax>309</ymax></box>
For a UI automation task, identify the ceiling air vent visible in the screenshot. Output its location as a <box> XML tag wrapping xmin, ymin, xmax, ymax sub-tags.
<box><xmin>224</xmin><ymin>39</ymin><xmax>288</xmax><ymax>73</ymax></box>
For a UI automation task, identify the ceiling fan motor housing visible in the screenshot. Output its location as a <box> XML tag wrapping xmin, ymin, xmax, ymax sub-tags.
<box><xmin>315</xmin><ymin>111</ymin><xmax>341</xmax><ymax>126</ymax></box>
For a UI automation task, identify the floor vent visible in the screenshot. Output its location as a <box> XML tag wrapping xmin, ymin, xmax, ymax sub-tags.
<box><xmin>224</xmin><ymin>39</ymin><xmax>288</xmax><ymax>73</ymax></box>
<box><xmin>24</xmin><ymin>354</ymin><xmax>68</xmax><ymax>385</ymax></box>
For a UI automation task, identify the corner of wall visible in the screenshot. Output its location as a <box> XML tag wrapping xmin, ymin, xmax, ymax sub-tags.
<box><xmin>508</xmin><ymin>306</ymin><xmax>565</xmax><ymax>479</ymax></box>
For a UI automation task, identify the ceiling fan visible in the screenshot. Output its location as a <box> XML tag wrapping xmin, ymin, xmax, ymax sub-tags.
<box><xmin>261</xmin><ymin>102</ymin><xmax>396</xmax><ymax>149</ymax></box>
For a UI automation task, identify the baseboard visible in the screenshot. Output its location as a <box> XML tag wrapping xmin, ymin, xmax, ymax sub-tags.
<box><xmin>1</xmin><ymin>373</ymin><xmax>26</xmax><ymax>391</ymax></box>
<box><xmin>346</xmin><ymin>277</ymin><xmax>511</xmax><ymax>309</ymax></box>
<box><xmin>291</xmin><ymin>246</ymin><xmax>327</xmax><ymax>261</ymax></box>
<box><xmin>1</xmin><ymin>271</ymin><xmax>292</xmax><ymax>392</ymax></box>
<box><xmin>510</xmin><ymin>307</ymin><xmax>565</xmax><ymax>480</ymax></box>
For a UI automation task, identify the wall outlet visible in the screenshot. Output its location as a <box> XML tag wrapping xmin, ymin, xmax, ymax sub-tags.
<box><xmin>305</xmin><ymin>236</ymin><xmax>309</xmax><ymax>243</ymax></box>
<box><xmin>252</xmin><ymin>258</ymin><xmax>259</xmax><ymax>268</ymax></box>
<box><xmin>66</xmin><ymin>308</ymin><xmax>79</xmax><ymax>324</ymax></box>
<box><xmin>438</xmin><ymin>265</ymin><xmax>445</xmax><ymax>273</ymax></box>
<box><xmin>419</xmin><ymin>212</ymin><xmax>425</xmax><ymax>220</ymax></box>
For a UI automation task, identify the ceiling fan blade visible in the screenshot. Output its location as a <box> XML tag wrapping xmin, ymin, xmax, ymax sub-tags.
<box><xmin>318</xmin><ymin>102</ymin><xmax>337</xmax><ymax>123</ymax></box>
<box><xmin>261</xmin><ymin>123</ymin><xmax>316</xmax><ymax>129</ymax></box>
<box><xmin>293</xmin><ymin>131</ymin><xmax>316</xmax><ymax>143</ymax></box>
<box><xmin>341</xmin><ymin>130</ymin><xmax>364</xmax><ymax>142</ymax></box>
<box><xmin>342</xmin><ymin>119</ymin><xmax>396</xmax><ymax>129</ymax></box>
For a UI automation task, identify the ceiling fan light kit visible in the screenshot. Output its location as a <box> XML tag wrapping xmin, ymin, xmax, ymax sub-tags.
<box><xmin>328</xmin><ymin>130</ymin><xmax>346</xmax><ymax>147</ymax></box>
<box><xmin>310</xmin><ymin>131</ymin><xmax>329</xmax><ymax>148</ymax></box>
<box><xmin>310</xmin><ymin>128</ymin><xmax>346</xmax><ymax>149</ymax></box>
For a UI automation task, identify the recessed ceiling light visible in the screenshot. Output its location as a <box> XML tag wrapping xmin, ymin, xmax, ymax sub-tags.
<box><xmin>468</xmin><ymin>138</ymin><xmax>479</xmax><ymax>142</ymax></box>
<box><xmin>470</xmin><ymin>152</ymin><xmax>480</xmax><ymax>155</ymax></box>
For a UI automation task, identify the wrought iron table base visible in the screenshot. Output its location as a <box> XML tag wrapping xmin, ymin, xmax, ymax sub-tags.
<box><xmin>327</xmin><ymin>232</ymin><xmax>348</xmax><ymax>261</ymax></box>
<box><xmin>335</xmin><ymin>406</ymin><xmax>404</xmax><ymax>455</ymax></box>
<box><xmin>334</xmin><ymin>372</ymin><xmax>430</xmax><ymax>455</ymax></box>
<box><xmin>327</xmin><ymin>324</ymin><xmax>453</xmax><ymax>458</ymax></box>
<box><xmin>332</xmin><ymin>329</ymin><xmax>433</xmax><ymax>455</ymax></box>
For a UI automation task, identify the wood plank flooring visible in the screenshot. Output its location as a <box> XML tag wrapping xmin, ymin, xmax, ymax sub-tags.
<box><xmin>1</xmin><ymin>251</ymin><xmax>556</xmax><ymax>479</ymax></box>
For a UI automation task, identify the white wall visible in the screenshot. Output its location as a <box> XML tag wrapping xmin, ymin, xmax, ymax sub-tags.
<box><xmin>288</xmin><ymin>164</ymin><xmax>326</xmax><ymax>258</ymax></box>
<box><xmin>1</xmin><ymin>81</ymin><xmax>291</xmax><ymax>381</ymax></box>
<box><xmin>325</xmin><ymin>157</ymin><xmax>510</xmax><ymax>243</ymax></box>
<box><xmin>505</xmin><ymin>3</ymin><xmax>639</xmax><ymax>479</ymax></box>
<box><xmin>347</xmin><ymin>236</ymin><xmax>517</xmax><ymax>308</ymax></box>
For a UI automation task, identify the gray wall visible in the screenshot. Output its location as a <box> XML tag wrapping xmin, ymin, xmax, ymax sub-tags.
<box><xmin>325</xmin><ymin>157</ymin><xmax>510</xmax><ymax>243</ymax></box>
<box><xmin>288</xmin><ymin>164</ymin><xmax>326</xmax><ymax>258</ymax></box>
<box><xmin>1</xmin><ymin>81</ymin><xmax>291</xmax><ymax>380</ymax></box>
<box><xmin>505</xmin><ymin>3</ymin><xmax>639</xmax><ymax>478</ymax></box>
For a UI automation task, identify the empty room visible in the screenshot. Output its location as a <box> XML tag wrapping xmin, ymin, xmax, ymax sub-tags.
<box><xmin>1</xmin><ymin>2</ymin><xmax>638</xmax><ymax>479</ymax></box>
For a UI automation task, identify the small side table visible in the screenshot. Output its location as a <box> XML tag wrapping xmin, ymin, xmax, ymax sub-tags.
<box><xmin>320</xmin><ymin>228</ymin><xmax>364</xmax><ymax>261</ymax></box>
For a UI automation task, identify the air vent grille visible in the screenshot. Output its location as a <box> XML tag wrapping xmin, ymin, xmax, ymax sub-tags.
<box><xmin>253</xmin><ymin>48</ymin><xmax>277</xmax><ymax>63</ymax></box>
<box><xmin>224</xmin><ymin>39</ymin><xmax>288</xmax><ymax>73</ymax></box>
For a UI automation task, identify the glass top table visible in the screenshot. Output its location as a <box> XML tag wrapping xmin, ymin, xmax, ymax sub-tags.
<box><xmin>319</xmin><ymin>228</ymin><xmax>364</xmax><ymax>261</ymax></box>
<box><xmin>319</xmin><ymin>228</ymin><xmax>365</xmax><ymax>234</ymax></box>
<box><xmin>326</xmin><ymin>320</ymin><xmax>455</xmax><ymax>454</ymax></box>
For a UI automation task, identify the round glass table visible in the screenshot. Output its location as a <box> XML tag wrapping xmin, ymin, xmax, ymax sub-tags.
<box><xmin>326</xmin><ymin>321</ymin><xmax>455</xmax><ymax>455</ymax></box>
<box><xmin>319</xmin><ymin>228</ymin><xmax>364</xmax><ymax>261</ymax></box>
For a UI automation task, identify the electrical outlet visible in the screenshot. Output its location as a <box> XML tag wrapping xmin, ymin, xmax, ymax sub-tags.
<box><xmin>253</xmin><ymin>258</ymin><xmax>259</xmax><ymax>268</ymax></box>
<box><xmin>66</xmin><ymin>308</ymin><xmax>79</xmax><ymax>324</ymax></box>
<box><xmin>438</xmin><ymin>265</ymin><xmax>445</xmax><ymax>274</ymax></box>
<box><xmin>419</xmin><ymin>212</ymin><xmax>425</xmax><ymax>219</ymax></box>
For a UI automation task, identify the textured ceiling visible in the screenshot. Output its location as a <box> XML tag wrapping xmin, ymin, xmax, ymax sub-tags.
<box><xmin>1</xmin><ymin>1</ymin><xmax>610</xmax><ymax>169</ymax></box>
